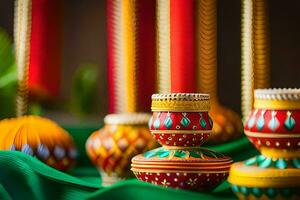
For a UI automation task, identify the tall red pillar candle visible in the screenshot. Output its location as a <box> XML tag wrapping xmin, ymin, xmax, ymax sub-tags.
<box><xmin>28</xmin><ymin>0</ymin><xmax>62</xmax><ymax>99</ymax></box>
<box><xmin>136</xmin><ymin>0</ymin><xmax>156</xmax><ymax>111</ymax></box>
<box><xmin>170</xmin><ymin>0</ymin><xmax>196</xmax><ymax>93</ymax></box>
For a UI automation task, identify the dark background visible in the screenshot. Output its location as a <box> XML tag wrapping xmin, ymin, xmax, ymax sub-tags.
<box><xmin>1</xmin><ymin>0</ymin><xmax>300</xmax><ymax>117</ymax></box>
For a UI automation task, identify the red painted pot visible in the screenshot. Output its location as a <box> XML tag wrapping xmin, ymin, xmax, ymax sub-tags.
<box><xmin>244</xmin><ymin>89</ymin><xmax>300</xmax><ymax>158</ymax></box>
<box><xmin>150</xmin><ymin>94</ymin><xmax>212</xmax><ymax>148</ymax></box>
<box><xmin>131</xmin><ymin>147</ymin><xmax>232</xmax><ymax>191</ymax></box>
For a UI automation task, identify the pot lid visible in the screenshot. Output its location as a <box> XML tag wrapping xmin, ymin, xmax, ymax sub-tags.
<box><xmin>131</xmin><ymin>147</ymin><xmax>232</xmax><ymax>171</ymax></box>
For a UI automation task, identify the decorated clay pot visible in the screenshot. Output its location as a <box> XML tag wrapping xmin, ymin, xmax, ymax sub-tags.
<box><xmin>228</xmin><ymin>88</ymin><xmax>300</xmax><ymax>200</ymax></box>
<box><xmin>228</xmin><ymin>162</ymin><xmax>300</xmax><ymax>200</ymax></box>
<box><xmin>132</xmin><ymin>147</ymin><xmax>232</xmax><ymax>191</ymax></box>
<box><xmin>86</xmin><ymin>113</ymin><xmax>158</xmax><ymax>186</ymax></box>
<box><xmin>132</xmin><ymin>93</ymin><xmax>233</xmax><ymax>191</ymax></box>
<box><xmin>149</xmin><ymin>94</ymin><xmax>213</xmax><ymax>148</ymax></box>
<box><xmin>244</xmin><ymin>89</ymin><xmax>300</xmax><ymax>159</ymax></box>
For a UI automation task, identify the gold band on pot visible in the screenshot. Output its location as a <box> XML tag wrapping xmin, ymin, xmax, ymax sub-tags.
<box><xmin>228</xmin><ymin>162</ymin><xmax>300</xmax><ymax>188</ymax></box>
<box><xmin>260</xmin><ymin>148</ymin><xmax>300</xmax><ymax>159</ymax></box>
<box><xmin>254</xmin><ymin>99</ymin><xmax>300</xmax><ymax>110</ymax></box>
<box><xmin>151</xmin><ymin>93</ymin><xmax>210</xmax><ymax>112</ymax></box>
<box><xmin>254</xmin><ymin>88</ymin><xmax>300</xmax><ymax>110</ymax></box>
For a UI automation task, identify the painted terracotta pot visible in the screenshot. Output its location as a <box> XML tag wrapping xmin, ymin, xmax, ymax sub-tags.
<box><xmin>150</xmin><ymin>94</ymin><xmax>212</xmax><ymax>148</ymax></box>
<box><xmin>229</xmin><ymin>88</ymin><xmax>300</xmax><ymax>200</ymax></box>
<box><xmin>244</xmin><ymin>89</ymin><xmax>300</xmax><ymax>159</ymax></box>
<box><xmin>132</xmin><ymin>93</ymin><xmax>233</xmax><ymax>191</ymax></box>
<box><xmin>228</xmin><ymin>161</ymin><xmax>300</xmax><ymax>200</ymax></box>
<box><xmin>132</xmin><ymin>147</ymin><xmax>232</xmax><ymax>191</ymax></box>
<box><xmin>86</xmin><ymin>113</ymin><xmax>158</xmax><ymax>185</ymax></box>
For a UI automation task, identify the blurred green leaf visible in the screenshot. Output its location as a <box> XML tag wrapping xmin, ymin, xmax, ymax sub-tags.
<box><xmin>0</xmin><ymin>63</ymin><xmax>17</xmax><ymax>89</ymax></box>
<box><xmin>0</xmin><ymin>28</ymin><xmax>17</xmax><ymax>119</ymax></box>
<box><xmin>29</xmin><ymin>103</ymin><xmax>44</xmax><ymax>116</ymax></box>
<box><xmin>0</xmin><ymin>28</ymin><xmax>14</xmax><ymax>75</ymax></box>
<box><xmin>71</xmin><ymin>63</ymin><xmax>98</xmax><ymax>116</ymax></box>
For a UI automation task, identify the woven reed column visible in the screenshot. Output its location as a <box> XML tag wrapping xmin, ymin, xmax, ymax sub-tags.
<box><xmin>157</xmin><ymin>0</ymin><xmax>171</xmax><ymax>93</ymax></box>
<box><xmin>253</xmin><ymin>0</ymin><xmax>270</xmax><ymax>89</ymax></box>
<box><xmin>241</xmin><ymin>0</ymin><xmax>270</xmax><ymax>121</ymax></box>
<box><xmin>15</xmin><ymin>0</ymin><xmax>31</xmax><ymax>116</ymax></box>
<box><xmin>241</xmin><ymin>0</ymin><xmax>254</xmax><ymax>122</ymax></box>
<box><xmin>15</xmin><ymin>0</ymin><xmax>62</xmax><ymax>116</ymax></box>
<box><xmin>107</xmin><ymin>0</ymin><xmax>156</xmax><ymax>113</ymax></box>
<box><xmin>196</xmin><ymin>0</ymin><xmax>243</xmax><ymax>143</ymax></box>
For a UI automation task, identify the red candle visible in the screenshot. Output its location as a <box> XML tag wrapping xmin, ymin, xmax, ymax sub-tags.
<box><xmin>170</xmin><ymin>0</ymin><xmax>196</xmax><ymax>93</ymax></box>
<box><xmin>107</xmin><ymin>0</ymin><xmax>117</xmax><ymax>113</ymax></box>
<box><xmin>28</xmin><ymin>0</ymin><xmax>62</xmax><ymax>99</ymax></box>
<box><xmin>136</xmin><ymin>0</ymin><xmax>156</xmax><ymax>112</ymax></box>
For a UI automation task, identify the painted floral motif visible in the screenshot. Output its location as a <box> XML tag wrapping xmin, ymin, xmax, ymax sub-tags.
<box><xmin>284</xmin><ymin>111</ymin><xmax>296</xmax><ymax>131</ymax></box>
<box><xmin>180</xmin><ymin>113</ymin><xmax>190</xmax><ymax>127</ymax></box>
<box><xmin>268</xmin><ymin>111</ymin><xmax>279</xmax><ymax>131</ymax></box>
<box><xmin>256</xmin><ymin>110</ymin><xmax>266</xmax><ymax>130</ymax></box>
<box><xmin>247</xmin><ymin>109</ymin><xmax>258</xmax><ymax>129</ymax></box>
<box><xmin>244</xmin><ymin>155</ymin><xmax>300</xmax><ymax>169</ymax></box>
<box><xmin>164</xmin><ymin>112</ymin><xmax>173</xmax><ymax>129</ymax></box>
<box><xmin>154</xmin><ymin>113</ymin><xmax>161</xmax><ymax>130</ymax></box>
<box><xmin>144</xmin><ymin>147</ymin><xmax>225</xmax><ymax>160</ymax></box>
<box><xmin>199</xmin><ymin>113</ymin><xmax>207</xmax><ymax>128</ymax></box>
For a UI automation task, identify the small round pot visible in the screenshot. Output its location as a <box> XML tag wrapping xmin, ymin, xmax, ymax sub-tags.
<box><xmin>150</xmin><ymin>94</ymin><xmax>212</xmax><ymax>148</ymax></box>
<box><xmin>131</xmin><ymin>147</ymin><xmax>232</xmax><ymax>191</ymax></box>
<box><xmin>228</xmin><ymin>161</ymin><xmax>300</xmax><ymax>200</ymax></box>
<box><xmin>244</xmin><ymin>89</ymin><xmax>300</xmax><ymax>158</ymax></box>
<box><xmin>86</xmin><ymin>113</ymin><xmax>158</xmax><ymax>185</ymax></box>
<box><xmin>0</xmin><ymin>116</ymin><xmax>77</xmax><ymax>171</ymax></box>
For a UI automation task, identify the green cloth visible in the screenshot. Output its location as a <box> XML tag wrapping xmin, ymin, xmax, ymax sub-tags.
<box><xmin>0</xmin><ymin>126</ymin><xmax>258</xmax><ymax>200</ymax></box>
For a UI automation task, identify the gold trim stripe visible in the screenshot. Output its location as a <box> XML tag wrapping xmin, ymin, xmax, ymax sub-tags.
<box><xmin>228</xmin><ymin>163</ymin><xmax>300</xmax><ymax>187</ymax></box>
<box><xmin>151</xmin><ymin>100</ymin><xmax>210</xmax><ymax>112</ymax></box>
<box><xmin>131</xmin><ymin>168</ymin><xmax>229</xmax><ymax>174</ymax></box>
<box><xmin>131</xmin><ymin>160</ymin><xmax>232</xmax><ymax>166</ymax></box>
<box><xmin>151</xmin><ymin>130</ymin><xmax>212</xmax><ymax>134</ymax></box>
<box><xmin>162</xmin><ymin>145</ymin><xmax>209</xmax><ymax>150</ymax></box>
<box><xmin>245</xmin><ymin>131</ymin><xmax>300</xmax><ymax>138</ymax></box>
<box><xmin>254</xmin><ymin>99</ymin><xmax>300</xmax><ymax>110</ymax></box>
<box><xmin>260</xmin><ymin>147</ymin><xmax>300</xmax><ymax>159</ymax></box>
<box><xmin>131</xmin><ymin>164</ymin><xmax>231</xmax><ymax>170</ymax></box>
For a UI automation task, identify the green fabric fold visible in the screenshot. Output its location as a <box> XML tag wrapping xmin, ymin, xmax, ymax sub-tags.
<box><xmin>0</xmin><ymin>127</ymin><xmax>258</xmax><ymax>200</ymax></box>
